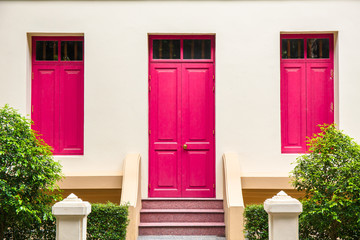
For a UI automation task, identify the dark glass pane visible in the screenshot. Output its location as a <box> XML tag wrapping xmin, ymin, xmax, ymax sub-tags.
<box><xmin>281</xmin><ymin>39</ymin><xmax>304</xmax><ymax>59</ymax></box>
<box><xmin>153</xmin><ymin>40</ymin><xmax>180</xmax><ymax>59</ymax></box>
<box><xmin>36</xmin><ymin>41</ymin><xmax>58</xmax><ymax>61</ymax></box>
<box><xmin>61</xmin><ymin>41</ymin><xmax>83</xmax><ymax>61</ymax></box>
<box><xmin>307</xmin><ymin>38</ymin><xmax>329</xmax><ymax>59</ymax></box>
<box><xmin>183</xmin><ymin>40</ymin><xmax>211</xmax><ymax>59</ymax></box>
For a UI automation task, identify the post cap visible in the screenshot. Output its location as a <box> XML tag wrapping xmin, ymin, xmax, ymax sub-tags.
<box><xmin>52</xmin><ymin>193</ymin><xmax>91</xmax><ymax>216</ymax></box>
<box><xmin>264</xmin><ymin>191</ymin><xmax>302</xmax><ymax>214</ymax></box>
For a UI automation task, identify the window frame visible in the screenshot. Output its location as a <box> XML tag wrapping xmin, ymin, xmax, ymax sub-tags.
<box><xmin>149</xmin><ymin>35</ymin><xmax>215</xmax><ymax>63</ymax></box>
<box><xmin>280</xmin><ymin>33</ymin><xmax>334</xmax><ymax>153</ymax></box>
<box><xmin>31</xmin><ymin>36</ymin><xmax>84</xmax><ymax>155</ymax></box>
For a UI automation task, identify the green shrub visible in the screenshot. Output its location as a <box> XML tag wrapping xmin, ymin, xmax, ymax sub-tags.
<box><xmin>245</xmin><ymin>125</ymin><xmax>360</xmax><ymax>240</ymax></box>
<box><xmin>244</xmin><ymin>204</ymin><xmax>268</xmax><ymax>240</ymax></box>
<box><xmin>4</xmin><ymin>205</ymin><xmax>56</xmax><ymax>240</ymax></box>
<box><xmin>0</xmin><ymin>104</ymin><xmax>63</xmax><ymax>239</ymax></box>
<box><xmin>4</xmin><ymin>202</ymin><xmax>129</xmax><ymax>240</ymax></box>
<box><xmin>87</xmin><ymin>202</ymin><xmax>129</xmax><ymax>240</ymax></box>
<box><xmin>292</xmin><ymin>124</ymin><xmax>360</xmax><ymax>240</ymax></box>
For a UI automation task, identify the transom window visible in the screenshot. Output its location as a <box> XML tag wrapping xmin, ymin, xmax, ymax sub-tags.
<box><xmin>281</xmin><ymin>36</ymin><xmax>330</xmax><ymax>59</ymax></box>
<box><xmin>35</xmin><ymin>39</ymin><xmax>83</xmax><ymax>62</ymax></box>
<box><xmin>150</xmin><ymin>35</ymin><xmax>215</xmax><ymax>61</ymax></box>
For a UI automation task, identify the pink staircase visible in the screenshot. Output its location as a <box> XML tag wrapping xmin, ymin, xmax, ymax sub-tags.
<box><xmin>139</xmin><ymin>199</ymin><xmax>225</xmax><ymax>236</ymax></box>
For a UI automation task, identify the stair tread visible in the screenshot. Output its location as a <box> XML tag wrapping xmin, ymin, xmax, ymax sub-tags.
<box><xmin>141</xmin><ymin>209</ymin><xmax>224</xmax><ymax>213</ymax></box>
<box><xmin>139</xmin><ymin>222</ymin><xmax>225</xmax><ymax>227</ymax></box>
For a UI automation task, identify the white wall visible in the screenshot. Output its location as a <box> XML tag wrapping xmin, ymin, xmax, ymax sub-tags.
<box><xmin>0</xmin><ymin>0</ymin><xmax>359</xmax><ymax>199</ymax></box>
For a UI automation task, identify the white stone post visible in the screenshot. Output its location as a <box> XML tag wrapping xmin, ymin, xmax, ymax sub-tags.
<box><xmin>264</xmin><ymin>191</ymin><xmax>303</xmax><ymax>240</ymax></box>
<box><xmin>52</xmin><ymin>193</ymin><xmax>92</xmax><ymax>240</ymax></box>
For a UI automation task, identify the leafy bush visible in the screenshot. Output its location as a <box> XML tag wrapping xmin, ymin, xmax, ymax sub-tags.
<box><xmin>244</xmin><ymin>125</ymin><xmax>360</xmax><ymax>240</ymax></box>
<box><xmin>87</xmin><ymin>202</ymin><xmax>129</xmax><ymax>240</ymax></box>
<box><xmin>244</xmin><ymin>204</ymin><xmax>268</xmax><ymax>240</ymax></box>
<box><xmin>292</xmin><ymin>124</ymin><xmax>360</xmax><ymax>240</ymax></box>
<box><xmin>4</xmin><ymin>206</ymin><xmax>56</xmax><ymax>239</ymax></box>
<box><xmin>0</xmin><ymin>104</ymin><xmax>63</xmax><ymax>239</ymax></box>
<box><xmin>4</xmin><ymin>202</ymin><xmax>129</xmax><ymax>240</ymax></box>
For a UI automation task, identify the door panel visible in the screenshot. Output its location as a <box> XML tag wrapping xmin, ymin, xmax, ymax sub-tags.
<box><xmin>32</xmin><ymin>65</ymin><xmax>59</xmax><ymax>153</ymax></box>
<box><xmin>149</xmin><ymin>64</ymin><xmax>181</xmax><ymax>197</ymax></box>
<box><xmin>59</xmin><ymin>65</ymin><xmax>84</xmax><ymax>154</ymax></box>
<box><xmin>281</xmin><ymin>63</ymin><xmax>306</xmax><ymax>153</ymax></box>
<box><xmin>306</xmin><ymin>63</ymin><xmax>334</xmax><ymax>137</ymax></box>
<box><xmin>149</xmin><ymin>63</ymin><xmax>215</xmax><ymax>198</ymax></box>
<box><xmin>181</xmin><ymin>63</ymin><xmax>214</xmax><ymax>198</ymax></box>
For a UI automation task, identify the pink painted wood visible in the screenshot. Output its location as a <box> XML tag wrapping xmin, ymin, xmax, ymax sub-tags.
<box><xmin>149</xmin><ymin>63</ymin><xmax>182</xmax><ymax>197</ymax></box>
<box><xmin>281</xmin><ymin>63</ymin><xmax>306</xmax><ymax>153</ymax></box>
<box><xmin>181</xmin><ymin>63</ymin><xmax>215</xmax><ymax>198</ymax></box>
<box><xmin>148</xmin><ymin>35</ymin><xmax>215</xmax><ymax>198</ymax></box>
<box><xmin>149</xmin><ymin>63</ymin><xmax>215</xmax><ymax>198</ymax></box>
<box><xmin>32</xmin><ymin>36</ymin><xmax>84</xmax><ymax>155</ymax></box>
<box><xmin>281</xmin><ymin>34</ymin><xmax>334</xmax><ymax>153</ymax></box>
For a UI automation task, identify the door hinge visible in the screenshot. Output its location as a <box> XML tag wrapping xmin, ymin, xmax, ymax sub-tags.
<box><xmin>213</xmin><ymin>184</ymin><xmax>215</xmax><ymax>189</ymax></box>
<box><xmin>149</xmin><ymin>130</ymin><xmax>151</xmax><ymax>135</ymax></box>
<box><xmin>330</xmin><ymin>69</ymin><xmax>334</xmax><ymax>79</ymax></box>
<box><xmin>213</xmin><ymin>75</ymin><xmax>215</xmax><ymax>80</ymax></box>
<box><xmin>213</xmin><ymin>130</ymin><xmax>215</xmax><ymax>135</ymax></box>
<box><xmin>148</xmin><ymin>184</ymin><xmax>151</xmax><ymax>189</ymax></box>
<box><xmin>31</xmin><ymin>105</ymin><xmax>34</xmax><ymax>113</ymax></box>
<box><xmin>149</xmin><ymin>86</ymin><xmax>151</xmax><ymax>92</ymax></box>
<box><xmin>213</xmin><ymin>86</ymin><xmax>215</xmax><ymax>92</ymax></box>
<box><xmin>149</xmin><ymin>75</ymin><xmax>151</xmax><ymax>80</ymax></box>
<box><xmin>32</xmin><ymin>72</ymin><xmax>34</xmax><ymax>80</ymax></box>
<box><xmin>330</xmin><ymin>102</ymin><xmax>334</xmax><ymax>112</ymax></box>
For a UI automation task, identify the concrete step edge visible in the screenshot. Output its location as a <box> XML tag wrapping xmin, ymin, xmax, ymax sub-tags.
<box><xmin>140</xmin><ymin>209</ymin><xmax>224</xmax><ymax>213</ymax></box>
<box><xmin>139</xmin><ymin>222</ymin><xmax>226</xmax><ymax>227</ymax></box>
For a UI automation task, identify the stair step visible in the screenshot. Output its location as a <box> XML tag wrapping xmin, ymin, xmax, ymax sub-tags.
<box><xmin>140</xmin><ymin>209</ymin><xmax>224</xmax><ymax>223</ymax></box>
<box><xmin>140</xmin><ymin>222</ymin><xmax>225</xmax><ymax>227</ymax></box>
<box><xmin>140</xmin><ymin>199</ymin><xmax>225</xmax><ymax>236</ymax></box>
<box><xmin>141</xmin><ymin>209</ymin><xmax>224</xmax><ymax>213</ymax></box>
<box><xmin>142</xmin><ymin>199</ymin><xmax>223</xmax><ymax>209</ymax></box>
<box><xmin>139</xmin><ymin>222</ymin><xmax>225</xmax><ymax>236</ymax></box>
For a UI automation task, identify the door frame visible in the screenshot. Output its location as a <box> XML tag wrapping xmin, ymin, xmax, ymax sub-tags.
<box><xmin>148</xmin><ymin>34</ymin><xmax>216</xmax><ymax>198</ymax></box>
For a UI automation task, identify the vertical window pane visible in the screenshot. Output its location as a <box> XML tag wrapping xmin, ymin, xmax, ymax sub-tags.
<box><xmin>183</xmin><ymin>40</ymin><xmax>211</xmax><ymax>59</ymax></box>
<box><xmin>36</xmin><ymin>41</ymin><xmax>58</xmax><ymax>61</ymax></box>
<box><xmin>307</xmin><ymin>39</ymin><xmax>329</xmax><ymax>59</ymax></box>
<box><xmin>153</xmin><ymin>40</ymin><xmax>180</xmax><ymax>59</ymax></box>
<box><xmin>281</xmin><ymin>39</ymin><xmax>304</xmax><ymax>59</ymax></box>
<box><xmin>61</xmin><ymin>41</ymin><xmax>83</xmax><ymax>61</ymax></box>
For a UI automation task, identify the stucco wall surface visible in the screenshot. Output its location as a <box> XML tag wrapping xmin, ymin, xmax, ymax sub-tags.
<box><xmin>0</xmin><ymin>0</ymin><xmax>359</xmax><ymax>199</ymax></box>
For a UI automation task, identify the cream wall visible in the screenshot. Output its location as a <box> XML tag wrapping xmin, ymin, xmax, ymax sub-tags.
<box><xmin>0</xmin><ymin>0</ymin><xmax>359</xmax><ymax>199</ymax></box>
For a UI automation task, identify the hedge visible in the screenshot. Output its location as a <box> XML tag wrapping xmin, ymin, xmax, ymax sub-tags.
<box><xmin>244</xmin><ymin>204</ymin><xmax>268</xmax><ymax>240</ymax></box>
<box><xmin>244</xmin><ymin>203</ymin><xmax>360</xmax><ymax>240</ymax></box>
<box><xmin>4</xmin><ymin>202</ymin><xmax>129</xmax><ymax>240</ymax></box>
<box><xmin>87</xmin><ymin>202</ymin><xmax>129</xmax><ymax>240</ymax></box>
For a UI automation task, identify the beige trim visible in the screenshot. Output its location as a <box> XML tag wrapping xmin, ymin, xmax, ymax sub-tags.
<box><xmin>27</xmin><ymin>32</ymin><xmax>84</xmax><ymax>37</ymax></box>
<box><xmin>58</xmin><ymin>176</ymin><xmax>122</xmax><ymax>189</ymax></box>
<box><xmin>223</xmin><ymin>153</ymin><xmax>245</xmax><ymax>240</ymax></box>
<box><xmin>241</xmin><ymin>177</ymin><xmax>293</xmax><ymax>189</ymax></box>
<box><xmin>120</xmin><ymin>153</ymin><xmax>142</xmax><ymax>240</ymax></box>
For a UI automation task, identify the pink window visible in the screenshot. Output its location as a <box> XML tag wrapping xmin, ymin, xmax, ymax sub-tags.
<box><xmin>32</xmin><ymin>36</ymin><xmax>84</xmax><ymax>155</ymax></box>
<box><xmin>281</xmin><ymin>34</ymin><xmax>334</xmax><ymax>153</ymax></box>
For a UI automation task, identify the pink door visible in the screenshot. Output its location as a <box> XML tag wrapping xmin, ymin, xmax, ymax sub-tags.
<box><xmin>149</xmin><ymin>36</ymin><xmax>215</xmax><ymax>198</ymax></box>
<box><xmin>281</xmin><ymin>34</ymin><xmax>334</xmax><ymax>153</ymax></box>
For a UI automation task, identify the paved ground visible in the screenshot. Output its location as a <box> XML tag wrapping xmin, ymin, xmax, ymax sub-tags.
<box><xmin>138</xmin><ymin>236</ymin><xmax>226</xmax><ymax>240</ymax></box>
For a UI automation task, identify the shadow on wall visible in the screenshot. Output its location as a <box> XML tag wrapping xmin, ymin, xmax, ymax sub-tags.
<box><xmin>243</xmin><ymin>189</ymin><xmax>304</xmax><ymax>206</ymax></box>
<box><xmin>59</xmin><ymin>189</ymin><xmax>121</xmax><ymax>204</ymax></box>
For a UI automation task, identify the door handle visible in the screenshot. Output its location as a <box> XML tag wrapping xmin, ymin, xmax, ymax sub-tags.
<box><xmin>183</xmin><ymin>144</ymin><xmax>187</xmax><ymax>150</ymax></box>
